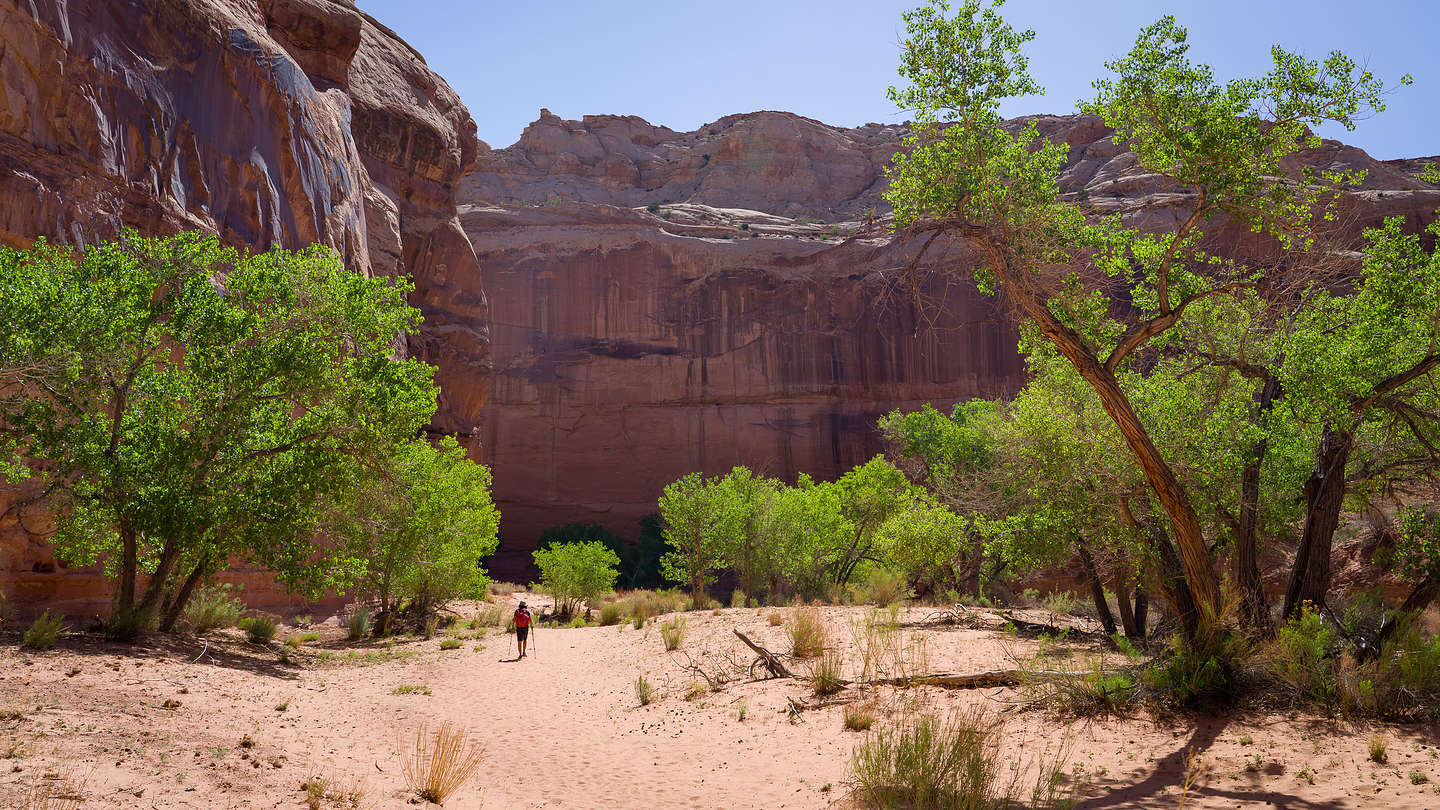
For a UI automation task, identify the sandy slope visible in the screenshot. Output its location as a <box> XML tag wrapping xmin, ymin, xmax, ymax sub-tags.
<box><xmin>1</xmin><ymin>596</ymin><xmax>1438</xmax><ymax>809</ymax></box>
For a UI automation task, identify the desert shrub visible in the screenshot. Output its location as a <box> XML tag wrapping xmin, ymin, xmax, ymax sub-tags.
<box><xmin>567</xmin><ymin>615</ymin><xmax>587</xmax><ymax>628</ymax></box>
<box><xmin>844</xmin><ymin>701</ymin><xmax>877</xmax><ymax>731</ymax></box>
<box><xmin>401</xmin><ymin>722</ymin><xmax>484</xmax><ymax>805</ymax></box>
<box><xmin>811</xmin><ymin>649</ymin><xmax>844</xmax><ymax>696</ymax></box>
<box><xmin>1027</xmin><ymin>659</ymin><xmax>1138</xmax><ymax>716</ymax></box>
<box><xmin>1339</xmin><ymin>625</ymin><xmax>1440</xmax><ymax>719</ymax></box>
<box><xmin>391</xmin><ymin>684</ymin><xmax>431</xmax><ymax>695</ymax></box>
<box><xmin>767</xmin><ymin>611</ymin><xmax>785</xmax><ymax>626</ymax></box>
<box><xmin>439</xmin><ymin>638</ymin><xmax>461</xmax><ymax>650</ymax></box>
<box><xmin>630</xmin><ymin>612</ymin><xmax>645</xmax><ymax>630</ymax></box>
<box><xmin>684</xmin><ymin>681</ymin><xmax>707</xmax><ymax>701</ymax></box>
<box><xmin>239</xmin><ymin>616</ymin><xmax>279</xmax><ymax>645</ymax></box>
<box><xmin>635</xmin><ymin>675</ymin><xmax>655</xmax><ymax>706</ymax></box>
<box><xmin>183</xmin><ymin>584</ymin><xmax>243</xmax><ymax>634</ymax></box>
<box><xmin>1041</xmin><ymin>590</ymin><xmax>1082</xmax><ymax>616</ymax></box>
<box><xmin>1270</xmin><ymin>606</ymin><xmax>1342</xmax><ymax>703</ymax></box>
<box><xmin>852</xmin><ymin>568</ymin><xmax>909</xmax><ymax>606</ymax></box>
<box><xmin>1141</xmin><ymin>617</ymin><xmax>1246</xmax><ymax>708</ymax></box>
<box><xmin>21</xmin><ymin>612</ymin><xmax>63</xmax><ymax>650</ymax></box>
<box><xmin>598</xmin><ymin>602</ymin><xmax>624</xmax><ymax>626</ymax></box>
<box><xmin>849</xmin><ymin>706</ymin><xmax>1080</xmax><ymax>809</ymax></box>
<box><xmin>646</xmin><ymin>202</ymin><xmax>661</xmax><ymax>213</ymax></box>
<box><xmin>731</xmin><ymin>589</ymin><xmax>747</xmax><ymax>609</ymax></box>
<box><xmin>532</xmin><ymin>541</ymin><xmax>620</xmax><ymax>619</ymax></box>
<box><xmin>661</xmin><ymin>616</ymin><xmax>687</xmax><ymax>651</ymax></box>
<box><xmin>1369</xmin><ymin>733</ymin><xmax>1388</xmax><ymax>763</ymax></box>
<box><xmin>346</xmin><ymin>610</ymin><xmax>371</xmax><ymax>641</ymax></box>
<box><xmin>488</xmin><ymin>581</ymin><xmax>523</xmax><ymax>597</ymax></box>
<box><xmin>300</xmin><ymin>772</ymin><xmax>366</xmax><ymax>809</ymax></box>
<box><xmin>788</xmin><ymin>606</ymin><xmax>827</xmax><ymax>658</ymax></box>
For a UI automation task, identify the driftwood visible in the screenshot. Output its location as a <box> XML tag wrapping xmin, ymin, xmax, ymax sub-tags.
<box><xmin>733</xmin><ymin>630</ymin><xmax>795</xmax><ymax>678</ymax></box>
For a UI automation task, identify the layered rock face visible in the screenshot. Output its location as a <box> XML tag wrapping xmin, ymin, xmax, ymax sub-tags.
<box><xmin>0</xmin><ymin>0</ymin><xmax>488</xmax><ymax>615</ymax></box>
<box><xmin>461</xmin><ymin>110</ymin><xmax>1440</xmax><ymax>576</ymax></box>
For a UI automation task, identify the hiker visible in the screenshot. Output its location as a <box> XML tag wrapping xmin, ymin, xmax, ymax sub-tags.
<box><xmin>513</xmin><ymin>601</ymin><xmax>533</xmax><ymax>658</ymax></box>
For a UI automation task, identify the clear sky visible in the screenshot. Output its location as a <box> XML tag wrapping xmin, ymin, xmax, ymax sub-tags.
<box><xmin>358</xmin><ymin>0</ymin><xmax>1438</xmax><ymax>160</ymax></box>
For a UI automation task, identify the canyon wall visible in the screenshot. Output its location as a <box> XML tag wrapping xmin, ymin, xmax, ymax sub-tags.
<box><xmin>0</xmin><ymin>0</ymin><xmax>489</xmax><ymax>615</ymax></box>
<box><xmin>460</xmin><ymin>110</ymin><xmax>1440</xmax><ymax>577</ymax></box>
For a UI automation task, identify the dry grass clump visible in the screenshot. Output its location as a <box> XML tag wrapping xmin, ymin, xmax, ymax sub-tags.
<box><xmin>473</xmin><ymin>603</ymin><xmax>506</xmax><ymax>629</ymax></box>
<box><xmin>183</xmin><ymin>584</ymin><xmax>243</xmax><ymax>634</ymax></box>
<box><xmin>14</xmin><ymin>774</ymin><xmax>86</xmax><ymax>810</ymax></box>
<box><xmin>489</xmin><ymin>581</ymin><xmax>524</xmax><ymax>597</ymax></box>
<box><xmin>788</xmin><ymin>606</ymin><xmax>828</xmax><ymax>658</ymax></box>
<box><xmin>439</xmin><ymin>638</ymin><xmax>461</xmax><ymax>650</ymax></box>
<box><xmin>767</xmin><ymin>611</ymin><xmax>785</xmax><ymax>626</ymax></box>
<box><xmin>844</xmin><ymin>701</ymin><xmax>877</xmax><ymax>731</ymax></box>
<box><xmin>620</xmin><ymin>589</ymin><xmax>691</xmax><ymax>625</ymax></box>
<box><xmin>400</xmin><ymin>722</ymin><xmax>485</xmax><ymax>805</ymax></box>
<box><xmin>598</xmin><ymin>602</ymin><xmax>625</xmax><ymax>626</ymax></box>
<box><xmin>300</xmin><ymin>772</ymin><xmax>367</xmax><ymax>809</ymax></box>
<box><xmin>391</xmin><ymin>684</ymin><xmax>431</xmax><ymax>695</ymax></box>
<box><xmin>21</xmin><ymin>612</ymin><xmax>64</xmax><ymax>650</ymax></box>
<box><xmin>684</xmin><ymin>681</ymin><xmax>707</xmax><ymax>701</ymax></box>
<box><xmin>811</xmin><ymin>649</ymin><xmax>845</xmax><ymax>696</ymax></box>
<box><xmin>1368</xmin><ymin>732</ymin><xmax>1388</xmax><ymax>763</ymax></box>
<box><xmin>661</xmin><ymin>616</ymin><xmax>688</xmax><ymax>651</ymax></box>
<box><xmin>635</xmin><ymin>675</ymin><xmax>656</xmax><ymax>706</ymax></box>
<box><xmin>346</xmin><ymin>610</ymin><xmax>371</xmax><ymax>640</ymax></box>
<box><xmin>849</xmin><ymin>706</ymin><xmax>1082</xmax><ymax>810</ymax></box>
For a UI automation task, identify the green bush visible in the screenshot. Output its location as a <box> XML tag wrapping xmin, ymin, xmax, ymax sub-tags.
<box><xmin>730</xmin><ymin>589</ymin><xmax>747</xmax><ymax>609</ymax></box>
<box><xmin>238</xmin><ymin>616</ymin><xmax>278</xmax><ymax>644</ymax></box>
<box><xmin>183</xmin><ymin>584</ymin><xmax>243</xmax><ymax>634</ymax></box>
<box><xmin>598</xmin><ymin>602</ymin><xmax>624</xmax><ymax>626</ymax></box>
<box><xmin>347</xmin><ymin>610</ymin><xmax>371</xmax><ymax>640</ymax></box>
<box><xmin>1271</xmin><ymin>606</ymin><xmax>1341</xmax><ymax>703</ymax></box>
<box><xmin>1142</xmin><ymin>629</ymin><xmax>1245</xmax><ymax>707</ymax></box>
<box><xmin>635</xmin><ymin>675</ymin><xmax>655</xmax><ymax>706</ymax></box>
<box><xmin>849</xmin><ymin>706</ymin><xmax>1079</xmax><ymax>809</ymax></box>
<box><xmin>533</xmin><ymin>541</ymin><xmax>620</xmax><ymax>619</ymax></box>
<box><xmin>439</xmin><ymin>638</ymin><xmax>461</xmax><ymax>650</ymax></box>
<box><xmin>21</xmin><ymin>612</ymin><xmax>63</xmax><ymax>650</ymax></box>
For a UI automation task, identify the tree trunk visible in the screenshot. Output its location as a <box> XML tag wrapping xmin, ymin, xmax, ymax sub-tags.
<box><xmin>1119</xmin><ymin>495</ymin><xmax>1197</xmax><ymax>639</ymax></box>
<box><xmin>1022</xmin><ymin>305</ymin><xmax>1219</xmax><ymax>622</ymax></box>
<box><xmin>1133</xmin><ymin>589</ymin><xmax>1149</xmax><ymax>637</ymax></box>
<box><xmin>1076</xmin><ymin>537</ymin><xmax>1117</xmax><ymax>636</ymax></box>
<box><xmin>1283</xmin><ymin>427</ymin><xmax>1355</xmax><ymax>618</ymax></box>
<box><xmin>137</xmin><ymin>540</ymin><xmax>183</xmax><ymax>618</ymax></box>
<box><xmin>1236</xmin><ymin>378</ymin><xmax>1279</xmax><ymax>633</ymax></box>
<box><xmin>118</xmin><ymin>523</ymin><xmax>138</xmax><ymax>618</ymax></box>
<box><xmin>1113</xmin><ymin>573</ymin><xmax>1137</xmax><ymax>639</ymax></box>
<box><xmin>159</xmin><ymin>555</ymin><xmax>210</xmax><ymax>633</ymax></box>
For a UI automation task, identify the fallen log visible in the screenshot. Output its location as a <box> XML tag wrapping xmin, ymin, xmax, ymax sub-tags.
<box><xmin>733</xmin><ymin>630</ymin><xmax>795</xmax><ymax>679</ymax></box>
<box><xmin>862</xmin><ymin>670</ymin><xmax>1023</xmax><ymax>689</ymax></box>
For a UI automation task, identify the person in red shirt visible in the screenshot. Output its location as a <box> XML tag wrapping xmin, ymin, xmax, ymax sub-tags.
<box><xmin>513</xmin><ymin>601</ymin><xmax>533</xmax><ymax>658</ymax></box>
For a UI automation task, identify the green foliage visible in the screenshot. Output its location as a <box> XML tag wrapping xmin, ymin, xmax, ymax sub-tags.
<box><xmin>238</xmin><ymin>616</ymin><xmax>278</xmax><ymax>645</ymax></box>
<box><xmin>532</xmin><ymin>541</ymin><xmax>620</xmax><ymax>619</ymax></box>
<box><xmin>539</xmin><ymin>522</ymin><xmax>664</xmax><ymax>590</ymax></box>
<box><xmin>0</xmin><ymin>231</ymin><xmax>437</xmax><ymax>630</ymax></box>
<box><xmin>598</xmin><ymin>602</ymin><xmax>625</xmax><ymax>626</ymax></box>
<box><xmin>1270</xmin><ymin>607</ymin><xmax>1342</xmax><ymax>703</ymax></box>
<box><xmin>322</xmin><ymin>436</ymin><xmax>499</xmax><ymax>625</ymax></box>
<box><xmin>658</xmin><ymin>472</ymin><xmax>741</xmax><ymax>602</ymax></box>
<box><xmin>20</xmin><ymin>612</ymin><xmax>63</xmax><ymax>650</ymax></box>
<box><xmin>183</xmin><ymin>585</ymin><xmax>243</xmax><ymax>634</ymax></box>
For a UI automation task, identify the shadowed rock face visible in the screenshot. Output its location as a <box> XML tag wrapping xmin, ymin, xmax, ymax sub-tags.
<box><xmin>461</xmin><ymin>110</ymin><xmax>1440</xmax><ymax>577</ymax></box>
<box><xmin>0</xmin><ymin>0</ymin><xmax>489</xmax><ymax>615</ymax></box>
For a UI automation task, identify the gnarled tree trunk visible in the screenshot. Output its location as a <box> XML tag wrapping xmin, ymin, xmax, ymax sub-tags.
<box><xmin>1283</xmin><ymin>427</ymin><xmax>1355</xmax><ymax>618</ymax></box>
<box><xmin>1076</xmin><ymin>536</ymin><xmax>1117</xmax><ymax>636</ymax></box>
<box><xmin>1236</xmin><ymin>377</ymin><xmax>1280</xmax><ymax>633</ymax></box>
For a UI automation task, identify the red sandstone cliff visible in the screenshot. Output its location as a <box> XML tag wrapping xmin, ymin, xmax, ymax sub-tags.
<box><xmin>0</xmin><ymin>0</ymin><xmax>489</xmax><ymax>615</ymax></box>
<box><xmin>459</xmin><ymin>110</ymin><xmax>1440</xmax><ymax>576</ymax></box>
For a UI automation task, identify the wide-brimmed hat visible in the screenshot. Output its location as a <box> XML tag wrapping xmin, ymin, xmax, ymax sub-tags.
<box><xmin>518</xmin><ymin>601</ymin><xmax>527</xmax><ymax>608</ymax></box>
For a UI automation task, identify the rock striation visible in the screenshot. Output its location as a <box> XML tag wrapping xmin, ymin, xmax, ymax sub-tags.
<box><xmin>461</xmin><ymin>110</ymin><xmax>1440</xmax><ymax>576</ymax></box>
<box><xmin>0</xmin><ymin>0</ymin><xmax>489</xmax><ymax>615</ymax></box>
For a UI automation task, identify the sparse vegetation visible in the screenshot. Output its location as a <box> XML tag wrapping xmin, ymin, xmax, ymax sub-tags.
<box><xmin>439</xmin><ymin>638</ymin><xmax>461</xmax><ymax>650</ymax></box>
<box><xmin>391</xmin><ymin>684</ymin><xmax>431</xmax><ymax>695</ymax></box>
<box><xmin>788</xmin><ymin>606</ymin><xmax>827</xmax><ymax>658</ymax></box>
<box><xmin>400</xmin><ymin>722</ymin><xmax>485</xmax><ymax>805</ymax></box>
<box><xmin>810</xmin><ymin>649</ymin><xmax>844</xmax><ymax>696</ymax></box>
<box><xmin>844</xmin><ymin>701</ymin><xmax>877</xmax><ymax>732</ymax></box>
<box><xmin>598</xmin><ymin>601</ymin><xmax>624</xmax><ymax>626</ymax></box>
<box><xmin>635</xmin><ymin>675</ymin><xmax>656</xmax><ymax>706</ymax></box>
<box><xmin>661</xmin><ymin>616</ymin><xmax>687</xmax><ymax>651</ymax></box>
<box><xmin>1369</xmin><ymin>733</ymin><xmax>1388</xmax><ymax>764</ymax></box>
<box><xmin>183</xmin><ymin>584</ymin><xmax>244</xmax><ymax>634</ymax></box>
<box><xmin>20</xmin><ymin>612</ymin><xmax>63</xmax><ymax>650</ymax></box>
<box><xmin>238</xmin><ymin>616</ymin><xmax>279</xmax><ymax>644</ymax></box>
<box><xmin>346</xmin><ymin>610</ymin><xmax>371</xmax><ymax>641</ymax></box>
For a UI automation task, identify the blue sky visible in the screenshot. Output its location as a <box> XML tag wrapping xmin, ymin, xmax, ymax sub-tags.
<box><xmin>359</xmin><ymin>0</ymin><xmax>1437</xmax><ymax>160</ymax></box>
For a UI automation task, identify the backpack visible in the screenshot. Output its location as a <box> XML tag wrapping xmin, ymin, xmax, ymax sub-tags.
<box><xmin>513</xmin><ymin>608</ymin><xmax>531</xmax><ymax>628</ymax></box>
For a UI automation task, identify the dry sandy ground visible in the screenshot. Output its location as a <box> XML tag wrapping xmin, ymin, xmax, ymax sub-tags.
<box><xmin>1</xmin><ymin>596</ymin><xmax>1438</xmax><ymax>809</ymax></box>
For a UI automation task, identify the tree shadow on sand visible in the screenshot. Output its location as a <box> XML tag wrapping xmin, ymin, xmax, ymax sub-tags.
<box><xmin>8</xmin><ymin>631</ymin><xmax>303</xmax><ymax>681</ymax></box>
<box><xmin>1076</xmin><ymin>715</ymin><xmax>1350</xmax><ymax>810</ymax></box>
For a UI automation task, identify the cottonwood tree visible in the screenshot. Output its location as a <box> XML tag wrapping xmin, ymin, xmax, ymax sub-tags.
<box><xmin>659</xmin><ymin>472</ymin><xmax>741</xmax><ymax>605</ymax></box>
<box><xmin>887</xmin><ymin>0</ymin><xmax>1400</xmax><ymax>636</ymax></box>
<box><xmin>532</xmin><ymin>541</ymin><xmax>620</xmax><ymax>620</ymax></box>
<box><xmin>320</xmin><ymin>436</ymin><xmax>499</xmax><ymax>633</ymax></box>
<box><xmin>0</xmin><ymin>232</ymin><xmax>437</xmax><ymax>636</ymax></box>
